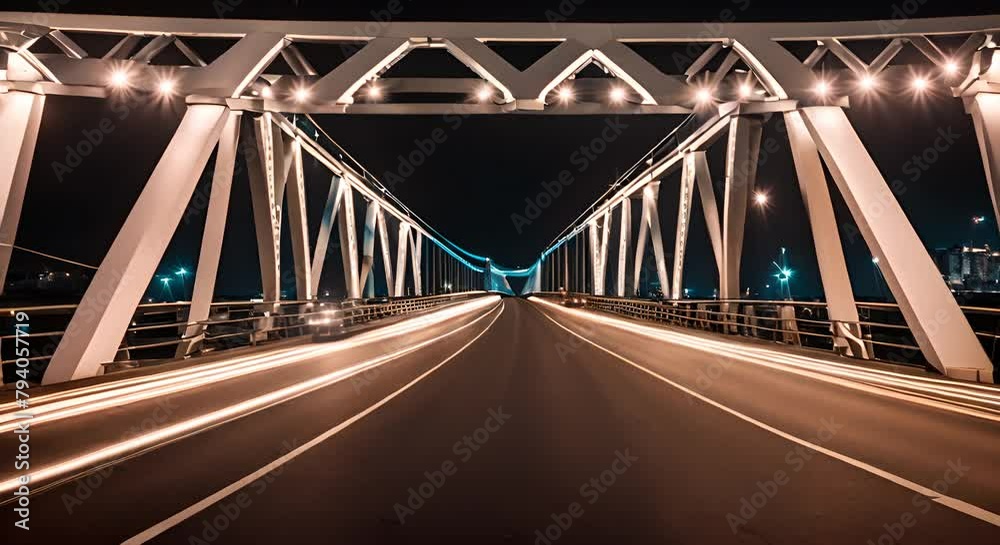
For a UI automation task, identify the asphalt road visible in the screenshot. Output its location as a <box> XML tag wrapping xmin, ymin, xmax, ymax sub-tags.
<box><xmin>2</xmin><ymin>296</ymin><xmax>998</xmax><ymax>544</ymax></box>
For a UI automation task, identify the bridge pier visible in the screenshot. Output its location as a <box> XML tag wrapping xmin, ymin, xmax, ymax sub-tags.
<box><xmin>45</xmin><ymin>104</ymin><xmax>230</xmax><ymax>383</ymax></box>
<box><xmin>800</xmin><ymin>106</ymin><xmax>994</xmax><ymax>382</ymax></box>
<box><xmin>0</xmin><ymin>90</ymin><xmax>45</xmax><ymax>295</ymax></box>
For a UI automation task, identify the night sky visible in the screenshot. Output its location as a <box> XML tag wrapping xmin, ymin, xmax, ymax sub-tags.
<box><xmin>3</xmin><ymin>0</ymin><xmax>997</xmax><ymax>300</ymax></box>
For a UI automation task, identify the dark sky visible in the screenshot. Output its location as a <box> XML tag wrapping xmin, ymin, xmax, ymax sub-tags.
<box><xmin>5</xmin><ymin>0</ymin><xmax>998</xmax><ymax>300</ymax></box>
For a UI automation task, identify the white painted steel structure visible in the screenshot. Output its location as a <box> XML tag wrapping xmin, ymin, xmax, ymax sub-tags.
<box><xmin>0</xmin><ymin>13</ymin><xmax>999</xmax><ymax>383</ymax></box>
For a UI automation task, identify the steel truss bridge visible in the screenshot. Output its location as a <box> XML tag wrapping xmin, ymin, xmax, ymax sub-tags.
<box><xmin>2</xmin><ymin>12</ymin><xmax>999</xmax><ymax>383</ymax></box>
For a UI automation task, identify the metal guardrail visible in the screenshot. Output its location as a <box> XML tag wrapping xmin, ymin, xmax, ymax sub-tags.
<box><xmin>538</xmin><ymin>292</ymin><xmax>1000</xmax><ymax>374</ymax></box>
<box><xmin>0</xmin><ymin>292</ymin><xmax>484</xmax><ymax>382</ymax></box>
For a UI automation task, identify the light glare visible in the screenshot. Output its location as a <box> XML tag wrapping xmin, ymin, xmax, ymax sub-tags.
<box><xmin>476</xmin><ymin>84</ymin><xmax>493</xmax><ymax>102</ymax></box>
<box><xmin>158</xmin><ymin>79</ymin><xmax>175</xmax><ymax>95</ymax></box>
<box><xmin>557</xmin><ymin>86</ymin><xmax>574</xmax><ymax>102</ymax></box>
<box><xmin>110</xmin><ymin>69</ymin><xmax>129</xmax><ymax>88</ymax></box>
<box><xmin>754</xmin><ymin>192</ymin><xmax>768</xmax><ymax>206</ymax></box>
<box><xmin>610</xmin><ymin>86</ymin><xmax>627</xmax><ymax>103</ymax></box>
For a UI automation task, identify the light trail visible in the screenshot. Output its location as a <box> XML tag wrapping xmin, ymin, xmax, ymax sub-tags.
<box><xmin>0</xmin><ymin>296</ymin><xmax>499</xmax><ymax>432</ymax></box>
<box><xmin>534</xmin><ymin>304</ymin><xmax>1000</xmax><ymax>529</ymax></box>
<box><xmin>122</xmin><ymin>300</ymin><xmax>506</xmax><ymax>544</ymax></box>
<box><xmin>0</xmin><ymin>298</ymin><xmax>503</xmax><ymax>496</ymax></box>
<box><xmin>530</xmin><ymin>297</ymin><xmax>1000</xmax><ymax>421</ymax></box>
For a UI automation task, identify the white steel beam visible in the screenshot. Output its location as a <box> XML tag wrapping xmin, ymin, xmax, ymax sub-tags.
<box><xmin>693</xmin><ymin>151</ymin><xmax>723</xmax><ymax>275</ymax></box>
<box><xmin>588</xmin><ymin>210</ymin><xmax>611</xmax><ymax>295</ymax></box>
<box><xmin>0</xmin><ymin>91</ymin><xmax>44</xmax><ymax>295</ymax></box>
<box><xmin>177</xmin><ymin>111</ymin><xmax>241</xmax><ymax>357</ymax></box>
<box><xmin>800</xmin><ymin>106</ymin><xmax>993</xmax><ymax>382</ymax></box>
<box><xmin>310</xmin><ymin>37</ymin><xmax>410</xmax><ymax>105</ymax></box>
<box><xmin>785</xmin><ymin>110</ymin><xmax>866</xmax><ymax>359</ymax></box>
<box><xmin>410</xmin><ymin>230</ymin><xmax>423</xmax><ymax>296</ymax></box>
<box><xmin>616</xmin><ymin>198</ymin><xmax>631</xmax><ymax>297</ymax></box>
<box><xmin>337</xmin><ymin>184</ymin><xmax>361</xmax><ymax>299</ymax></box>
<box><xmin>672</xmin><ymin>152</ymin><xmax>697</xmax><ymax>300</ymax></box>
<box><xmin>632</xmin><ymin>183</ymin><xmax>671</xmax><ymax>297</ymax></box>
<box><xmin>377</xmin><ymin>208</ymin><xmax>395</xmax><ymax>297</ymax></box>
<box><xmin>286</xmin><ymin>139</ymin><xmax>312</xmax><ymax>300</ymax></box>
<box><xmin>721</xmin><ymin>116</ymin><xmax>762</xmax><ymax>299</ymax></box>
<box><xmin>394</xmin><ymin>222</ymin><xmax>411</xmax><ymax>297</ymax></box>
<box><xmin>309</xmin><ymin>175</ymin><xmax>344</xmax><ymax>296</ymax></box>
<box><xmin>45</xmin><ymin>104</ymin><xmax>229</xmax><ymax>383</ymax></box>
<box><xmin>359</xmin><ymin>200</ymin><xmax>379</xmax><ymax>298</ymax></box>
<box><xmin>245</xmin><ymin>114</ymin><xmax>282</xmax><ymax>302</ymax></box>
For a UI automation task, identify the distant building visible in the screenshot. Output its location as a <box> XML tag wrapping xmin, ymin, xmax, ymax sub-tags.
<box><xmin>932</xmin><ymin>245</ymin><xmax>1000</xmax><ymax>292</ymax></box>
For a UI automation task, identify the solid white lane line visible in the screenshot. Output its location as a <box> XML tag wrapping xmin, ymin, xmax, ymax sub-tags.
<box><xmin>534</xmin><ymin>304</ymin><xmax>1000</xmax><ymax>528</ymax></box>
<box><xmin>530</xmin><ymin>298</ymin><xmax>1000</xmax><ymax>422</ymax></box>
<box><xmin>0</xmin><ymin>298</ymin><xmax>502</xmax><ymax>496</ymax></box>
<box><xmin>121</xmin><ymin>301</ymin><xmax>506</xmax><ymax>545</ymax></box>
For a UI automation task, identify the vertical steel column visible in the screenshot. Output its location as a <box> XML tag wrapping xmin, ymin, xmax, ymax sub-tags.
<box><xmin>245</xmin><ymin>114</ymin><xmax>283</xmax><ymax>302</ymax></box>
<box><xmin>0</xmin><ymin>91</ymin><xmax>45</xmax><ymax>294</ymax></box>
<box><xmin>338</xmin><ymin>184</ymin><xmax>361</xmax><ymax>299</ymax></box>
<box><xmin>359</xmin><ymin>201</ymin><xmax>379</xmax><ymax>298</ymax></box>
<box><xmin>801</xmin><ymin>106</ymin><xmax>993</xmax><ymax>382</ymax></box>
<box><xmin>45</xmin><ymin>104</ymin><xmax>230</xmax><ymax>383</ymax></box>
<box><xmin>410</xmin><ymin>230</ymin><xmax>423</xmax><ymax>296</ymax></box>
<box><xmin>721</xmin><ymin>116</ymin><xmax>763</xmax><ymax>300</ymax></box>
<box><xmin>969</xmin><ymin>92</ymin><xmax>1000</xmax><ymax>233</ymax></box>
<box><xmin>177</xmin><ymin>111</ymin><xmax>242</xmax><ymax>357</ymax></box>
<box><xmin>672</xmin><ymin>153</ymin><xmax>697</xmax><ymax>300</ymax></box>
<box><xmin>616</xmin><ymin>199</ymin><xmax>632</xmax><ymax>297</ymax></box>
<box><xmin>286</xmin><ymin>140</ymin><xmax>312</xmax><ymax>300</ymax></box>
<box><xmin>376</xmin><ymin>208</ymin><xmax>395</xmax><ymax>297</ymax></box>
<box><xmin>395</xmin><ymin>222</ymin><xmax>411</xmax><ymax>296</ymax></box>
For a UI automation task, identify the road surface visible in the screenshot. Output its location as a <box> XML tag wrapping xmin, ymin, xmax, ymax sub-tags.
<box><xmin>2</xmin><ymin>296</ymin><xmax>998</xmax><ymax>544</ymax></box>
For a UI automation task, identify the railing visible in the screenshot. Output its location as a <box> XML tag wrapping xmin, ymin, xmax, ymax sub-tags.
<box><xmin>0</xmin><ymin>292</ymin><xmax>485</xmax><ymax>383</ymax></box>
<box><xmin>537</xmin><ymin>292</ymin><xmax>1000</xmax><ymax>376</ymax></box>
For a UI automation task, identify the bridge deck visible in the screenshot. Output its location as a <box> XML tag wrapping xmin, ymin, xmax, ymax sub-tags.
<box><xmin>1</xmin><ymin>297</ymin><xmax>997</xmax><ymax>543</ymax></box>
